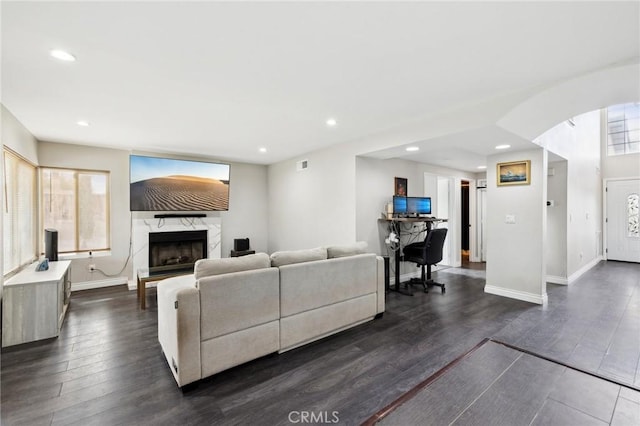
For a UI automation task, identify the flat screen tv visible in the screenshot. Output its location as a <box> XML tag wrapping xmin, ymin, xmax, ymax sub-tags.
<box><xmin>407</xmin><ymin>197</ymin><xmax>432</xmax><ymax>215</ymax></box>
<box><xmin>130</xmin><ymin>155</ymin><xmax>230</xmax><ymax>211</ymax></box>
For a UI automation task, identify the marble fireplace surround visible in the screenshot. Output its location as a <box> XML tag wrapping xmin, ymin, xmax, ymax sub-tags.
<box><xmin>132</xmin><ymin>216</ymin><xmax>222</xmax><ymax>278</ymax></box>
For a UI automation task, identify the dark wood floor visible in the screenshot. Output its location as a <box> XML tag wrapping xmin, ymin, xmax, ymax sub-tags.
<box><xmin>1</xmin><ymin>260</ymin><xmax>639</xmax><ymax>425</ymax></box>
<box><xmin>378</xmin><ymin>341</ymin><xmax>640</xmax><ymax>425</ymax></box>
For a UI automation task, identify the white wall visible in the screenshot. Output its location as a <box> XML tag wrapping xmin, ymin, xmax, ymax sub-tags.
<box><xmin>37</xmin><ymin>142</ymin><xmax>269</xmax><ymax>285</ymax></box>
<box><xmin>534</xmin><ymin>110</ymin><xmax>602</xmax><ymax>278</ymax></box>
<box><xmin>602</xmin><ymin>151</ymin><xmax>640</xmax><ymax>179</ymax></box>
<box><xmin>268</xmin><ymin>144</ymin><xmax>356</xmax><ymax>252</ymax></box>
<box><xmin>1</xmin><ymin>105</ymin><xmax>39</xmax><ymax>164</ymax></box>
<box><xmin>355</xmin><ymin>156</ymin><xmax>475</xmax><ymax>276</ymax></box>
<box><xmin>603</xmin><ymin>150</ymin><xmax>640</xmax><ymax>179</ymax></box>
<box><xmin>1</xmin><ymin>105</ymin><xmax>40</xmax><ymax>288</ymax></box>
<box><xmin>265</xmin><ymin>88</ymin><xmax>542</xmax><ymax>253</ymax></box>
<box><xmin>568</xmin><ymin>112</ymin><xmax>603</xmax><ymax>275</ymax></box>
<box><xmin>485</xmin><ymin>148</ymin><xmax>548</xmax><ymax>305</ymax></box>
<box><xmin>220</xmin><ymin>161</ymin><xmax>269</xmax><ymax>255</ymax></box>
<box><xmin>266</xmin><ymin>63</ymin><xmax>636</xmax><ymax>255</ymax></box>
<box><xmin>546</xmin><ymin>160</ymin><xmax>568</xmax><ymax>281</ymax></box>
<box><xmin>37</xmin><ymin>142</ymin><xmax>132</xmax><ymax>284</ymax></box>
<box><xmin>355</xmin><ymin>157</ymin><xmax>427</xmax><ymax>272</ymax></box>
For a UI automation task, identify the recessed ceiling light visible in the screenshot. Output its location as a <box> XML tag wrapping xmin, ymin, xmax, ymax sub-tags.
<box><xmin>326</xmin><ymin>118</ymin><xmax>337</xmax><ymax>127</ymax></box>
<box><xmin>50</xmin><ymin>49</ymin><xmax>76</xmax><ymax>62</ymax></box>
<box><xmin>495</xmin><ymin>144</ymin><xmax>511</xmax><ymax>150</ymax></box>
<box><xmin>405</xmin><ymin>146</ymin><xmax>420</xmax><ymax>152</ymax></box>
<box><xmin>477</xmin><ymin>165</ymin><xmax>487</xmax><ymax>169</ymax></box>
<box><xmin>76</xmin><ymin>121</ymin><xmax>89</xmax><ymax>127</ymax></box>
<box><xmin>259</xmin><ymin>147</ymin><xmax>267</xmax><ymax>153</ymax></box>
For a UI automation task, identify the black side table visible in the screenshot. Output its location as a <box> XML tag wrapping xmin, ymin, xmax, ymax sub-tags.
<box><xmin>230</xmin><ymin>250</ymin><xmax>256</xmax><ymax>257</ymax></box>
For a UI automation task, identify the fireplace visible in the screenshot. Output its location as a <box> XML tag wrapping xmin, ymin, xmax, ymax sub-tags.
<box><xmin>148</xmin><ymin>230</ymin><xmax>207</xmax><ymax>274</ymax></box>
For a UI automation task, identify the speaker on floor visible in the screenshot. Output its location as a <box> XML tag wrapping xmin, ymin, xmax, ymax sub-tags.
<box><xmin>45</xmin><ymin>228</ymin><xmax>59</xmax><ymax>262</ymax></box>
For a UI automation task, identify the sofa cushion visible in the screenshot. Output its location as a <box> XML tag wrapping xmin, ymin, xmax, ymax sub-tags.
<box><xmin>270</xmin><ymin>247</ymin><xmax>327</xmax><ymax>267</ymax></box>
<box><xmin>279</xmin><ymin>253</ymin><xmax>377</xmax><ymax>317</ymax></box>
<box><xmin>326</xmin><ymin>241</ymin><xmax>368</xmax><ymax>259</ymax></box>
<box><xmin>194</xmin><ymin>253</ymin><xmax>271</xmax><ymax>280</ymax></box>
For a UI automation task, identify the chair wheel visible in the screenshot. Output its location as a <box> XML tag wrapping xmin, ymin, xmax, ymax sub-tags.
<box><xmin>441</xmin><ymin>287</ymin><xmax>446</xmax><ymax>293</ymax></box>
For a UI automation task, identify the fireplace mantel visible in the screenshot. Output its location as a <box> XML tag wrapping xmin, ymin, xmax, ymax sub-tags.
<box><xmin>132</xmin><ymin>216</ymin><xmax>221</xmax><ymax>275</ymax></box>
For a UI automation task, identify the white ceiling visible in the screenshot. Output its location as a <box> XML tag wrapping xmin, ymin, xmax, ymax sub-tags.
<box><xmin>2</xmin><ymin>1</ymin><xmax>639</xmax><ymax>170</ymax></box>
<box><xmin>363</xmin><ymin>126</ymin><xmax>537</xmax><ymax>170</ymax></box>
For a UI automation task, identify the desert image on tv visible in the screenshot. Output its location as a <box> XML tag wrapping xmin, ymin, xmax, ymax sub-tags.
<box><xmin>130</xmin><ymin>175</ymin><xmax>229</xmax><ymax>211</ymax></box>
<box><xmin>130</xmin><ymin>156</ymin><xmax>230</xmax><ymax>211</ymax></box>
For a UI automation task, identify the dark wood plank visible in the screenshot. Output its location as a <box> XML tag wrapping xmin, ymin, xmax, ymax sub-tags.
<box><xmin>378</xmin><ymin>341</ymin><xmax>521</xmax><ymax>425</ymax></box>
<box><xmin>452</xmin><ymin>353</ymin><xmax>566</xmax><ymax>425</ymax></box>
<box><xmin>531</xmin><ymin>399</ymin><xmax>608</xmax><ymax>426</ymax></box>
<box><xmin>547</xmin><ymin>367</ymin><xmax>620</xmax><ymax>423</ymax></box>
<box><xmin>611</xmin><ymin>396</ymin><xmax>640</xmax><ymax>426</ymax></box>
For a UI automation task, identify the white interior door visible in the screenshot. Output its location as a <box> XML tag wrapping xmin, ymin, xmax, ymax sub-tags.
<box><xmin>477</xmin><ymin>188</ymin><xmax>487</xmax><ymax>262</ymax></box>
<box><xmin>437</xmin><ymin>177</ymin><xmax>451</xmax><ymax>266</ymax></box>
<box><xmin>606</xmin><ymin>179</ymin><xmax>640</xmax><ymax>262</ymax></box>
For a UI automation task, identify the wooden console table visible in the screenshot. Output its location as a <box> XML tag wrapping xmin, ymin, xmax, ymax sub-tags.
<box><xmin>2</xmin><ymin>260</ymin><xmax>71</xmax><ymax>347</ymax></box>
<box><xmin>137</xmin><ymin>268</ymin><xmax>192</xmax><ymax>310</ymax></box>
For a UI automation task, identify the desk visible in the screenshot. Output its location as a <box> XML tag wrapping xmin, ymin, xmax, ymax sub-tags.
<box><xmin>137</xmin><ymin>268</ymin><xmax>192</xmax><ymax>309</ymax></box>
<box><xmin>379</xmin><ymin>217</ymin><xmax>447</xmax><ymax>296</ymax></box>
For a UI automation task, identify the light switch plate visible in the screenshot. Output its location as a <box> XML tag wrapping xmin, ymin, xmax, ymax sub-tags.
<box><xmin>505</xmin><ymin>214</ymin><xmax>516</xmax><ymax>224</ymax></box>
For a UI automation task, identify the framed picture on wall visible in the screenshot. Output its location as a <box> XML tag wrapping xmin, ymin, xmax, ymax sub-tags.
<box><xmin>394</xmin><ymin>177</ymin><xmax>408</xmax><ymax>196</ymax></box>
<box><xmin>497</xmin><ymin>160</ymin><xmax>531</xmax><ymax>186</ymax></box>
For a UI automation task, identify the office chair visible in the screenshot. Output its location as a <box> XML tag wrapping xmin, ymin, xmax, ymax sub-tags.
<box><xmin>402</xmin><ymin>228</ymin><xmax>448</xmax><ymax>293</ymax></box>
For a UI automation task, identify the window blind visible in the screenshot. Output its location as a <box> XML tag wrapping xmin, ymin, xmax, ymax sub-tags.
<box><xmin>41</xmin><ymin>167</ymin><xmax>110</xmax><ymax>253</ymax></box>
<box><xmin>3</xmin><ymin>149</ymin><xmax>37</xmax><ymax>275</ymax></box>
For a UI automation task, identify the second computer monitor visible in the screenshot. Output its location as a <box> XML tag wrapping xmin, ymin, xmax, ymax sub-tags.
<box><xmin>407</xmin><ymin>197</ymin><xmax>431</xmax><ymax>215</ymax></box>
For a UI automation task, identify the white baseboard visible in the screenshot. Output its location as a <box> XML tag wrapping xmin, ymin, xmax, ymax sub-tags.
<box><xmin>72</xmin><ymin>277</ymin><xmax>128</xmax><ymax>292</ymax></box>
<box><xmin>568</xmin><ymin>256</ymin><xmax>602</xmax><ymax>284</ymax></box>
<box><xmin>546</xmin><ymin>275</ymin><xmax>568</xmax><ymax>285</ymax></box>
<box><xmin>484</xmin><ymin>284</ymin><xmax>548</xmax><ymax>305</ymax></box>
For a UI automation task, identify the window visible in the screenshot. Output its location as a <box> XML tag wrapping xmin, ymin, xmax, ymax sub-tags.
<box><xmin>606</xmin><ymin>102</ymin><xmax>640</xmax><ymax>156</ymax></box>
<box><xmin>40</xmin><ymin>167</ymin><xmax>110</xmax><ymax>254</ymax></box>
<box><xmin>3</xmin><ymin>149</ymin><xmax>37</xmax><ymax>275</ymax></box>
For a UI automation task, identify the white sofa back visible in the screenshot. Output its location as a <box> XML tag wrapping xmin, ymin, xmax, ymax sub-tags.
<box><xmin>276</xmin><ymin>248</ymin><xmax>383</xmax><ymax>352</ymax></box>
<box><xmin>279</xmin><ymin>253</ymin><xmax>377</xmax><ymax>317</ymax></box>
<box><xmin>158</xmin><ymin>244</ymin><xmax>385</xmax><ymax>387</ymax></box>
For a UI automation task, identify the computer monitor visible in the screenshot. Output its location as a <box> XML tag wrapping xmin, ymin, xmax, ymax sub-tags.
<box><xmin>392</xmin><ymin>196</ymin><xmax>407</xmax><ymax>216</ymax></box>
<box><xmin>407</xmin><ymin>197</ymin><xmax>432</xmax><ymax>215</ymax></box>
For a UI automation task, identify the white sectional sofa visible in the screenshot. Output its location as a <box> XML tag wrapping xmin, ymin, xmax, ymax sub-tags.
<box><xmin>157</xmin><ymin>243</ymin><xmax>385</xmax><ymax>387</ymax></box>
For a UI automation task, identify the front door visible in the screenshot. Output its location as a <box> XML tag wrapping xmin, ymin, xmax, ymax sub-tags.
<box><xmin>606</xmin><ymin>179</ymin><xmax>640</xmax><ymax>262</ymax></box>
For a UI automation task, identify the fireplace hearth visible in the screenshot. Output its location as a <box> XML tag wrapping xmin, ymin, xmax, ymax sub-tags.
<box><xmin>148</xmin><ymin>230</ymin><xmax>207</xmax><ymax>274</ymax></box>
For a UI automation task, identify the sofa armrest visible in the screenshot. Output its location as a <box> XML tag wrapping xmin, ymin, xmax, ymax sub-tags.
<box><xmin>157</xmin><ymin>275</ymin><xmax>201</xmax><ymax>387</ymax></box>
<box><xmin>376</xmin><ymin>256</ymin><xmax>386</xmax><ymax>314</ymax></box>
